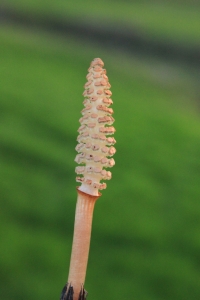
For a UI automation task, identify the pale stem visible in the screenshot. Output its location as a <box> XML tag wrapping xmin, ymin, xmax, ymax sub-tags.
<box><xmin>67</xmin><ymin>188</ymin><xmax>101</xmax><ymax>300</ymax></box>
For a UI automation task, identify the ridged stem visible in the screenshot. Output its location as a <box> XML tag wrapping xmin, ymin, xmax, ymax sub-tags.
<box><xmin>67</xmin><ymin>188</ymin><xmax>101</xmax><ymax>300</ymax></box>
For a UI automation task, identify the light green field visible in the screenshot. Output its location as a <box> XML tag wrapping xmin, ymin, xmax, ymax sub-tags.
<box><xmin>1</xmin><ymin>24</ymin><xmax>200</xmax><ymax>300</ymax></box>
<box><xmin>5</xmin><ymin>0</ymin><xmax>200</xmax><ymax>46</ymax></box>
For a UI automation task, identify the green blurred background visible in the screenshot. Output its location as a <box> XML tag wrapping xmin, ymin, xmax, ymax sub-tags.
<box><xmin>1</xmin><ymin>1</ymin><xmax>200</xmax><ymax>299</ymax></box>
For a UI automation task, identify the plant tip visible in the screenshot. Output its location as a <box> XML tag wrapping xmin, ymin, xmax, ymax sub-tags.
<box><xmin>75</xmin><ymin>58</ymin><xmax>116</xmax><ymax>196</ymax></box>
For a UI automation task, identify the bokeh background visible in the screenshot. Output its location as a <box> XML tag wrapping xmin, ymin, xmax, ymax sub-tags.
<box><xmin>1</xmin><ymin>1</ymin><xmax>200</xmax><ymax>299</ymax></box>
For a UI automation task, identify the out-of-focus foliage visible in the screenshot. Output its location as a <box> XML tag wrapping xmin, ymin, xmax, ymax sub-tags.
<box><xmin>0</xmin><ymin>5</ymin><xmax>200</xmax><ymax>300</ymax></box>
<box><xmin>5</xmin><ymin>0</ymin><xmax>200</xmax><ymax>46</ymax></box>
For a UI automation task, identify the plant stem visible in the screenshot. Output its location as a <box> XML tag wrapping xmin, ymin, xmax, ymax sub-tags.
<box><xmin>67</xmin><ymin>188</ymin><xmax>101</xmax><ymax>300</ymax></box>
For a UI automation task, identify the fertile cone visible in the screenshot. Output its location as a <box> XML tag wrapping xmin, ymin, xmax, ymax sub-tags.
<box><xmin>75</xmin><ymin>58</ymin><xmax>116</xmax><ymax>196</ymax></box>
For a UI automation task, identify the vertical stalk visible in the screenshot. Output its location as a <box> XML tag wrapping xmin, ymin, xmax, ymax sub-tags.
<box><xmin>67</xmin><ymin>188</ymin><xmax>101</xmax><ymax>300</ymax></box>
<box><xmin>61</xmin><ymin>58</ymin><xmax>115</xmax><ymax>300</ymax></box>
